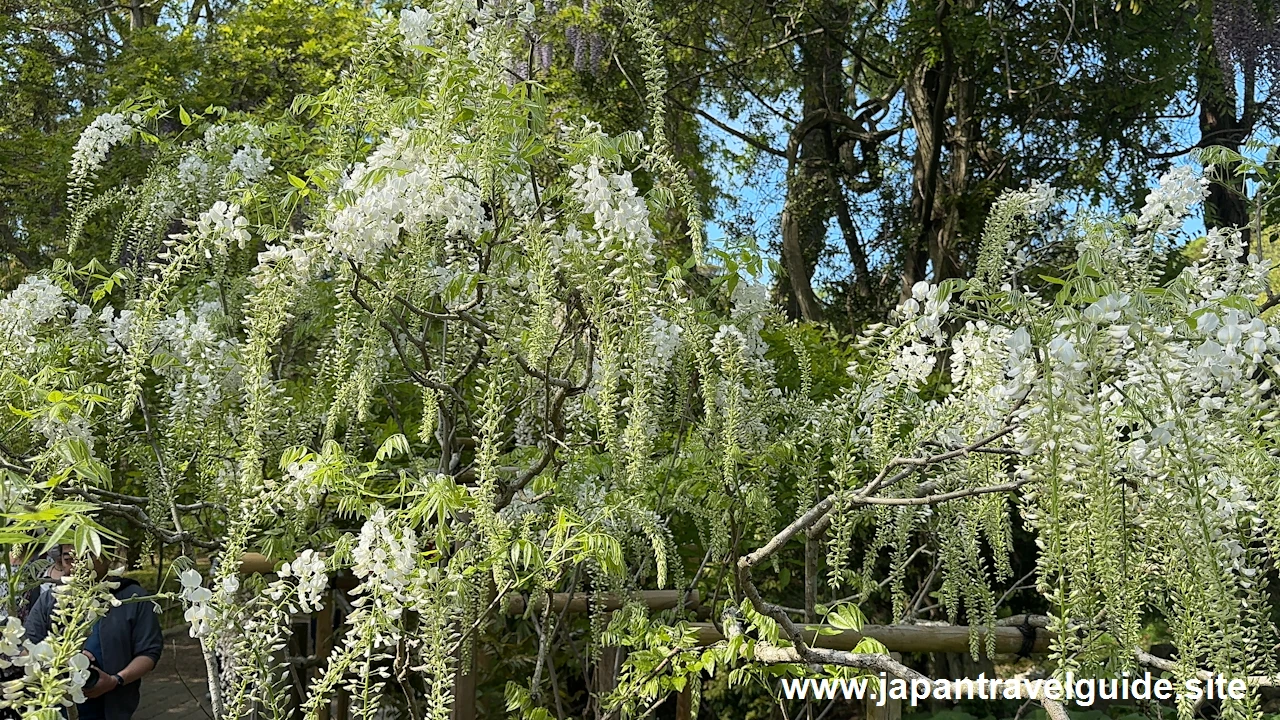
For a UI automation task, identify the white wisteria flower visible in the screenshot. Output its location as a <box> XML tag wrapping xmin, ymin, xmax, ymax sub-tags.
<box><xmin>69</xmin><ymin>113</ymin><xmax>134</xmax><ymax>188</ymax></box>
<box><xmin>279</xmin><ymin>550</ymin><xmax>328</xmax><ymax>613</ymax></box>
<box><xmin>886</xmin><ymin>341</ymin><xmax>935</xmax><ymax>390</ymax></box>
<box><xmin>400</xmin><ymin>7</ymin><xmax>438</xmax><ymax>50</ymax></box>
<box><xmin>179</xmin><ymin>569</ymin><xmax>216</xmax><ymax>638</ymax></box>
<box><xmin>569</xmin><ymin>158</ymin><xmax>657</xmax><ymax>266</ymax></box>
<box><xmin>326</xmin><ymin>133</ymin><xmax>490</xmax><ymax>261</ymax></box>
<box><xmin>31</xmin><ymin>411</ymin><xmax>95</xmax><ymax>457</ymax></box>
<box><xmin>0</xmin><ymin>275</ymin><xmax>67</xmax><ymax>358</ymax></box>
<box><xmin>177</xmin><ymin>153</ymin><xmax>214</xmax><ymax>192</ymax></box>
<box><xmin>647</xmin><ymin>315</ymin><xmax>683</xmax><ymax>370</ymax></box>
<box><xmin>228</xmin><ymin>146</ymin><xmax>273</xmax><ymax>184</ymax></box>
<box><xmin>0</xmin><ymin>617</ymin><xmax>27</xmax><ymax>669</ymax></box>
<box><xmin>1082</xmin><ymin>292</ymin><xmax>1130</xmax><ymax>324</ymax></box>
<box><xmin>1136</xmin><ymin>165</ymin><xmax>1208</xmax><ymax>235</ymax></box>
<box><xmin>190</xmin><ymin>201</ymin><xmax>251</xmax><ymax>255</ymax></box>
<box><xmin>1026</xmin><ymin>180</ymin><xmax>1057</xmax><ymax>214</ymax></box>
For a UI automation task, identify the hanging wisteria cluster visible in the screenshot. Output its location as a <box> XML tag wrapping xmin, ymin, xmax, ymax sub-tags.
<box><xmin>1212</xmin><ymin>0</ymin><xmax>1280</xmax><ymax>75</ymax></box>
<box><xmin>1</xmin><ymin>572</ymin><xmax>123</xmax><ymax>720</ymax></box>
<box><xmin>1</xmin><ymin>0</ymin><xmax>1280</xmax><ymax>718</ymax></box>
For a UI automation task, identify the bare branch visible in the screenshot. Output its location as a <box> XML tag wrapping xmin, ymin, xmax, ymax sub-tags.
<box><xmin>1135</xmin><ymin>650</ymin><xmax>1280</xmax><ymax>688</ymax></box>
<box><xmin>670</xmin><ymin>96</ymin><xmax>785</xmax><ymax>157</ymax></box>
<box><xmin>454</xmin><ymin>309</ymin><xmax>586</xmax><ymax>392</ymax></box>
<box><xmin>721</xmin><ymin>609</ymin><xmax>930</xmax><ymax>679</ymax></box>
<box><xmin>54</xmin><ymin>487</ymin><xmax>219</xmax><ymax>549</ymax></box>
<box><xmin>857</xmin><ymin>477</ymin><xmax>1029</xmax><ymax>506</ymax></box>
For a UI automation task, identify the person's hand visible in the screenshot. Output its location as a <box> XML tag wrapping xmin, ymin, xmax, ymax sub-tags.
<box><xmin>83</xmin><ymin>668</ymin><xmax>116</xmax><ymax>699</ymax></box>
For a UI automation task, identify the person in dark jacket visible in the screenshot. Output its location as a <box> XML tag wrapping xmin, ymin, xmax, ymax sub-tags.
<box><xmin>14</xmin><ymin>544</ymin><xmax>70</xmax><ymax>621</ymax></box>
<box><xmin>23</xmin><ymin>545</ymin><xmax>163</xmax><ymax>720</ymax></box>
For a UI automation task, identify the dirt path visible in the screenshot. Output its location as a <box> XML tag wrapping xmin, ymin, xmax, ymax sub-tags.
<box><xmin>133</xmin><ymin>631</ymin><xmax>213</xmax><ymax>720</ymax></box>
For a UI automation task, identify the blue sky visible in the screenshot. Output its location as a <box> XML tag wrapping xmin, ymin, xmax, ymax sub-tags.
<box><xmin>695</xmin><ymin>80</ymin><xmax>1276</xmax><ymax>286</ymax></box>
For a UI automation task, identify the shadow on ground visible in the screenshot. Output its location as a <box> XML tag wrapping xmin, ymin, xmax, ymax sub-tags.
<box><xmin>135</xmin><ymin>631</ymin><xmax>212</xmax><ymax>720</ymax></box>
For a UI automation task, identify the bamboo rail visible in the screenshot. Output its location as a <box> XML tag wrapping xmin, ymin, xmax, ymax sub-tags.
<box><xmin>503</xmin><ymin>590</ymin><xmax>700</xmax><ymax>615</ymax></box>
<box><xmin>239</xmin><ymin>552</ymin><xmax>1048</xmax><ymax>657</ymax></box>
<box><xmin>690</xmin><ymin>621</ymin><xmax>1050</xmax><ymax>656</ymax></box>
<box><xmin>234</xmin><ymin>554</ymin><xmax>1050</xmax><ymax>720</ymax></box>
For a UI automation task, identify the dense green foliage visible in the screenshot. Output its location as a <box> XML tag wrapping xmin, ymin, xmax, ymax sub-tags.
<box><xmin>0</xmin><ymin>0</ymin><xmax>368</xmax><ymax>285</ymax></box>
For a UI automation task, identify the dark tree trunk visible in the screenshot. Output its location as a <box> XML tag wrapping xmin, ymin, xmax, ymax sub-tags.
<box><xmin>933</xmin><ymin>71</ymin><xmax>975</xmax><ymax>282</ymax></box>
<box><xmin>903</xmin><ymin>0</ymin><xmax>954</xmax><ymax>298</ymax></box>
<box><xmin>904</xmin><ymin>66</ymin><xmax>946</xmax><ymax>296</ymax></box>
<box><xmin>777</xmin><ymin>0</ymin><xmax>850</xmax><ymax>321</ymax></box>
<box><xmin>1197</xmin><ymin>47</ymin><xmax>1252</xmax><ymax>251</ymax></box>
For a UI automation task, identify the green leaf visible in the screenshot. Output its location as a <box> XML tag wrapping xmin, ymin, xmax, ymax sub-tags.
<box><xmin>700</xmin><ymin>649</ymin><xmax>717</xmax><ymax>677</ymax></box>
<box><xmin>375</xmin><ymin>433</ymin><xmax>410</xmax><ymax>461</ymax></box>
<box><xmin>179</xmin><ymin>106</ymin><xmax>192</xmax><ymax>126</ymax></box>
<box><xmin>504</xmin><ymin>682</ymin><xmax>531</xmax><ymax>712</ymax></box>
<box><xmin>510</xmin><ymin>539</ymin><xmax>541</xmax><ymax>570</ymax></box>
<box><xmin>5</xmin><ymin>506</ymin><xmax>64</xmax><ymax>523</ymax></box>
<box><xmin>150</xmin><ymin>352</ymin><xmax>181</xmax><ymax>371</ymax></box>
<box><xmin>852</xmin><ymin>637</ymin><xmax>889</xmax><ymax>654</ymax></box>
<box><xmin>287</xmin><ymin>172</ymin><xmax>308</xmax><ymax>189</ymax></box>
<box><xmin>827</xmin><ymin>603</ymin><xmax>865</xmax><ymax>632</ymax></box>
<box><xmin>75</xmin><ymin>523</ymin><xmax>102</xmax><ymax>557</ymax></box>
<box><xmin>279</xmin><ymin>446</ymin><xmax>309</xmax><ymax>470</ymax></box>
<box><xmin>43</xmin><ymin>514</ymin><xmax>78</xmax><ymax>552</ymax></box>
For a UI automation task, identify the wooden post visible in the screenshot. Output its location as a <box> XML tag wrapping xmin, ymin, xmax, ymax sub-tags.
<box><xmin>804</xmin><ymin>532</ymin><xmax>820</xmax><ymax>623</ymax></box>
<box><xmin>675</xmin><ymin>686</ymin><xmax>693</xmax><ymax>720</ymax></box>
<box><xmin>595</xmin><ymin>605</ymin><xmax>622</xmax><ymax>720</ymax></box>
<box><xmin>155</xmin><ymin>542</ymin><xmax>164</xmax><ymax>590</ymax></box>
<box><xmin>238</xmin><ymin>552</ymin><xmax>274</xmax><ymax>575</ymax></box>
<box><xmin>596</xmin><ymin>645</ymin><xmax>622</xmax><ymax>720</ymax></box>
<box><xmin>451</xmin><ymin>635</ymin><xmax>477</xmax><ymax>720</ymax></box>
<box><xmin>504</xmin><ymin>590</ymin><xmax>699</xmax><ymax>615</ymax></box>
<box><xmin>867</xmin><ymin>653</ymin><xmax>903</xmax><ymax>720</ymax></box>
<box><xmin>334</xmin><ymin>687</ymin><xmax>349</xmax><ymax>720</ymax></box>
<box><xmin>314</xmin><ymin>591</ymin><xmax>335</xmax><ymax>720</ymax></box>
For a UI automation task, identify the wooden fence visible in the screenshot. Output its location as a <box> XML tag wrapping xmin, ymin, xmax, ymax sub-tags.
<box><xmin>235</xmin><ymin>555</ymin><xmax>1049</xmax><ymax>719</ymax></box>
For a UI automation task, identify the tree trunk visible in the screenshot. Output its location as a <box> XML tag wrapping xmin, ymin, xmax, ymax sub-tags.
<box><xmin>904</xmin><ymin>0</ymin><xmax>980</xmax><ymax>295</ymax></box>
<box><xmin>1197</xmin><ymin>46</ymin><xmax>1251</xmax><ymax>249</ymax></box>
<box><xmin>780</xmin><ymin>206</ymin><xmax>826</xmax><ymax>322</ymax></box>
<box><xmin>904</xmin><ymin>59</ymin><xmax>948</xmax><ymax>296</ymax></box>
<box><xmin>126</xmin><ymin>0</ymin><xmax>160</xmax><ymax>33</ymax></box>
<box><xmin>932</xmin><ymin>71</ymin><xmax>975</xmax><ymax>282</ymax></box>
<box><xmin>777</xmin><ymin>0</ymin><xmax>850</xmax><ymax>321</ymax></box>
